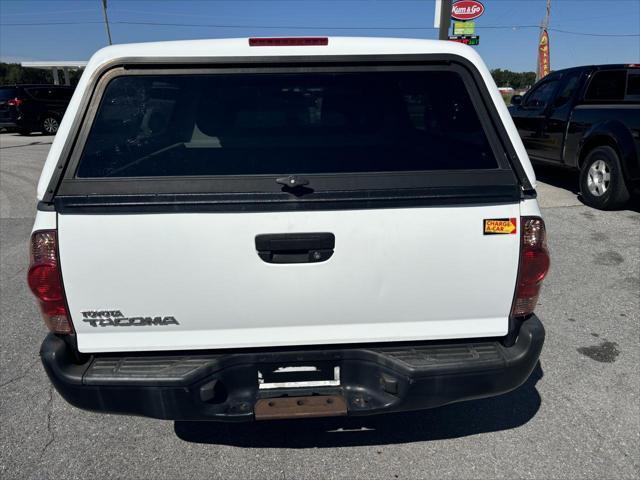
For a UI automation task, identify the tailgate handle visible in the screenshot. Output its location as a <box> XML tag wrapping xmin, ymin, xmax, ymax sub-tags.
<box><xmin>255</xmin><ymin>233</ymin><xmax>335</xmax><ymax>264</ymax></box>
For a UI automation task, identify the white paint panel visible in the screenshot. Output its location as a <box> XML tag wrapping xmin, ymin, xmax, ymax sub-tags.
<box><xmin>32</xmin><ymin>210</ymin><xmax>56</xmax><ymax>232</ymax></box>
<box><xmin>58</xmin><ymin>204</ymin><xmax>520</xmax><ymax>353</ymax></box>
<box><xmin>520</xmin><ymin>198</ymin><xmax>542</xmax><ymax>218</ymax></box>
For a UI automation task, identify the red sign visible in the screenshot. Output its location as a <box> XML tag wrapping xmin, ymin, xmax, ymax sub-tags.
<box><xmin>537</xmin><ymin>30</ymin><xmax>551</xmax><ymax>79</ymax></box>
<box><xmin>451</xmin><ymin>1</ymin><xmax>485</xmax><ymax>21</ymax></box>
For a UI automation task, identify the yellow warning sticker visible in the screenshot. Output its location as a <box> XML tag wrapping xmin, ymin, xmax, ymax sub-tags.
<box><xmin>484</xmin><ymin>218</ymin><xmax>517</xmax><ymax>235</ymax></box>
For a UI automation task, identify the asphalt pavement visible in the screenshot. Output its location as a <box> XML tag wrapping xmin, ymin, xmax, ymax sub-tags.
<box><xmin>1</xmin><ymin>132</ymin><xmax>638</xmax><ymax>479</ymax></box>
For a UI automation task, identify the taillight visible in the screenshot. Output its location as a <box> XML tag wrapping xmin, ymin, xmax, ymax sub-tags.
<box><xmin>511</xmin><ymin>217</ymin><xmax>550</xmax><ymax>317</ymax></box>
<box><xmin>249</xmin><ymin>37</ymin><xmax>329</xmax><ymax>46</ymax></box>
<box><xmin>7</xmin><ymin>97</ymin><xmax>23</xmax><ymax>106</ymax></box>
<box><xmin>27</xmin><ymin>230</ymin><xmax>73</xmax><ymax>334</ymax></box>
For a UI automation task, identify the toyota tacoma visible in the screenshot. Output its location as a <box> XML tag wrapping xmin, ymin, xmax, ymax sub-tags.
<box><xmin>31</xmin><ymin>37</ymin><xmax>549</xmax><ymax>421</ymax></box>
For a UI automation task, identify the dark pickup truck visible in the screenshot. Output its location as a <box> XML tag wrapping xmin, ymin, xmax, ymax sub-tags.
<box><xmin>510</xmin><ymin>64</ymin><xmax>640</xmax><ymax>209</ymax></box>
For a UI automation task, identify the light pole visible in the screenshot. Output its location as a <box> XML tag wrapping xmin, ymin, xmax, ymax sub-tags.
<box><xmin>439</xmin><ymin>0</ymin><xmax>453</xmax><ymax>40</ymax></box>
<box><xmin>101</xmin><ymin>0</ymin><xmax>113</xmax><ymax>45</ymax></box>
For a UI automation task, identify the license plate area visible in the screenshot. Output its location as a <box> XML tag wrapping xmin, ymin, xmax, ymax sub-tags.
<box><xmin>258</xmin><ymin>363</ymin><xmax>340</xmax><ymax>390</ymax></box>
<box><xmin>255</xmin><ymin>395</ymin><xmax>347</xmax><ymax>420</ymax></box>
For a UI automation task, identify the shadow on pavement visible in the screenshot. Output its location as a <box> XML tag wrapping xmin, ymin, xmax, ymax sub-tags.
<box><xmin>624</xmin><ymin>196</ymin><xmax>640</xmax><ymax>213</ymax></box>
<box><xmin>534</xmin><ymin>164</ymin><xmax>640</xmax><ymax>213</ymax></box>
<box><xmin>0</xmin><ymin>140</ymin><xmax>53</xmax><ymax>149</ymax></box>
<box><xmin>174</xmin><ymin>363</ymin><xmax>543</xmax><ymax>448</ymax></box>
<box><xmin>534</xmin><ymin>164</ymin><xmax>580</xmax><ymax>194</ymax></box>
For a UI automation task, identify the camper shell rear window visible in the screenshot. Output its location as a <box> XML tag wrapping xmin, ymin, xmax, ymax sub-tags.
<box><xmin>52</xmin><ymin>58</ymin><xmax>525</xmax><ymax>209</ymax></box>
<box><xmin>76</xmin><ymin>70</ymin><xmax>498</xmax><ymax>178</ymax></box>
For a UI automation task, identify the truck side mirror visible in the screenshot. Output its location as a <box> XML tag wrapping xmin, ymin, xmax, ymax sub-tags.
<box><xmin>510</xmin><ymin>95</ymin><xmax>523</xmax><ymax>106</ymax></box>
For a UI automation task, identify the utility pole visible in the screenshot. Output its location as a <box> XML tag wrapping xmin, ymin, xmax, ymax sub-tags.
<box><xmin>438</xmin><ymin>0</ymin><xmax>453</xmax><ymax>40</ymax></box>
<box><xmin>540</xmin><ymin>0</ymin><xmax>551</xmax><ymax>45</ymax></box>
<box><xmin>101</xmin><ymin>0</ymin><xmax>113</xmax><ymax>45</ymax></box>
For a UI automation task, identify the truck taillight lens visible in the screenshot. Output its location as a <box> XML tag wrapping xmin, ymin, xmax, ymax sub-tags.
<box><xmin>27</xmin><ymin>230</ymin><xmax>73</xmax><ymax>334</ymax></box>
<box><xmin>511</xmin><ymin>217</ymin><xmax>550</xmax><ymax>317</ymax></box>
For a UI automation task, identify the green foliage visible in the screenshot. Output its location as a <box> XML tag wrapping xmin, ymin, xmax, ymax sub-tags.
<box><xmin>0</xmin><ymin>63</ymin><xmax>50</xmax><ymax>85</ymax></box>
<box><xmin>490</xmin><ymin>69</ymin><xmax>537</xmax><ymax>90</ymax></box>
<box><xmin>0</xmin><ymin>62</ymin><xmax>82</xmax><ymax>86</ymax></box>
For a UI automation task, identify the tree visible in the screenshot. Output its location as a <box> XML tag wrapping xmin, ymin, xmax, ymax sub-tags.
<box><xmin>490</xmin><ymin>69</ymin><xmax>537</xmax><ymax>89</ymax></box>
<box><xmin>0</xmin><ymin>63</ymin><xmax>82</xmax><ymax>86</ymax></box>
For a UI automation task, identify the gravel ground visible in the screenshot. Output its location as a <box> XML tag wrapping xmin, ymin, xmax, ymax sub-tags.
<box><xmin>1</xmin><ymin>132</ymin><xmax>638</xmax><ymax>479</ymax></box>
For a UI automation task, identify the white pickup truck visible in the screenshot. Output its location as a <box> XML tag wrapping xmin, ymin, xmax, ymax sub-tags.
<box><xmin>30</xmin><ymin>37</ymin><xmax>549</xmax><ymax>421</ymax></box>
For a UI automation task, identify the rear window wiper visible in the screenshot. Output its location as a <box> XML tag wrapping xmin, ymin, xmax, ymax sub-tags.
<box><xmin>276</xmin><ymin>175</ymin><xmax>310</xmax><ymax>188</ymax></box>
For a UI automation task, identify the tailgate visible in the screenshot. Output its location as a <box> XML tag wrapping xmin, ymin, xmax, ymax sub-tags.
<box><xmin>52</xmin><ymin>57</ymin><xmax>525</xmax><ymax>352</ymax></box>
<box><xmin>59</xmin><ymin>205</ymin><xmax>520</xmax><ymax>352</ymax></box>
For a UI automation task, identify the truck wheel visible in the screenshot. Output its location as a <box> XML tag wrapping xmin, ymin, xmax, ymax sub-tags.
<box><xmin>41</xmin><ymin>116</ymin><xmax>60</xmax><ymax>135</ymax></box>
<box><xmin>579</xmin><ymin>146</ymin><xmax>630</xmax><ymax>210</ymax></box>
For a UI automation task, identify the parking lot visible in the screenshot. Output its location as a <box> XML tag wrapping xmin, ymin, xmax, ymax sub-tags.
<box><xmin>0</xmin><ymin>131</ymin><xmax>638</xmax><ymax>479</ymax></box>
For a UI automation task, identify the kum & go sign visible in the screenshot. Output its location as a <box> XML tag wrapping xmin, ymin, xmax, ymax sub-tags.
<box><xmin>451</xmin><ymin>0</ymin><xmax>485</xmax><ymax>21</ymax></box>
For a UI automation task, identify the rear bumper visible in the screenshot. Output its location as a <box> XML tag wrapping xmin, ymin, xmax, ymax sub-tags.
<box><xmin>41</xmin><ymin>316</ymin><xmax>544</xmax><ymax>421</ymax></box>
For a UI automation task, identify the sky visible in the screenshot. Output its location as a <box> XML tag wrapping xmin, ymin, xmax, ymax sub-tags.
<box><xmin>0</xmin><ymin>0</ymin><xmax>639</xmax><ymax>72</ymax></box>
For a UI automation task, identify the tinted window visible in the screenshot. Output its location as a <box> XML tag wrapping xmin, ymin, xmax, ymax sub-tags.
<box><xmin>0</xmin><ymin>88</ymin><xmax>18</xmax><ymax>101</ymax></box>
<box><xmin>51</xmin><ymin>88</ymin><xmax>73</xmax><ymax>101</ymax></box>
<box><xmin>24</xmin><ymin>87</ymin><xmax>71</xmax><ymax>101</ymax></box>
<box><xmin>585</xmin><ymin>70</ymin><xmax>626</xmax><ymax>101</ymax></box>
<box><xmin>76</xmin><ymin>71</ymin><xmax>498</xmax><ymax>178</ymax></box>
<box><xmin>553</xmin><ymin>71</ymin><xmax>582</xmax><ymax>108</ymax></box>
<box><xmin>626</xmin><ymin>71</ymin><xmax>640</xmax><ymax>98</ymax></box>
<box><xmin>26</xmin><ymin>88</ymin><xmax>48</xmax><ymax>100</ymax></box>
<box><xmin>525</xmin><ymin>78</ymin><xmax>559</xmax><ymax>108</ymax></box>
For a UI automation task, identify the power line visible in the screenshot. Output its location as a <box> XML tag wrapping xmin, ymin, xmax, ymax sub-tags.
<box><xmin>114</xmin><ymin>20</ymin><xmax>440</xmax><ymax>30</ymax></box>
<box><xmin>124</xmin><ymin>21</ymin><xmax>435</xmax><ymax>29</ymax></box>
<box><xmin>549</xmin><ymin>28</ymin><xmax>640</xmax><ymax>37</ymax></box>
<box><xmin>0</xmin><ymin>8</ymin><xmax>97</xmax><ymax>17</ymax></box>
<box><xmin>1</xmin><ymin>20</ymin><xmax>639</xmax><ymax>37</ymax></box>
<box><xmin>1</xmin><ymin>21</ymin><xmax>104</xmax><ymax>26</ymax></box>
<box><xmin>0</xmin><ymin>20</ymin><xmax>440</xmax><ymax>29</ymax></box>
<box><xmin>117</xmin><ymin>7</ymin><xmax>624</xmax><ymax>23</ymax></box>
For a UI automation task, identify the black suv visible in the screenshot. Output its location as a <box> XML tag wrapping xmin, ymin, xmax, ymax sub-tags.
<box><xmin>0</xmin><ymin>85</ymin><xmax>74</xmax><ymax>135</ymax></box>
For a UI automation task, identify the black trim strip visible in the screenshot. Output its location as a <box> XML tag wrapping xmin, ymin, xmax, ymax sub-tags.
<box><xmin>55</xmin><ymin>184</ymin><xmax>521</xmax><ymax>214</ymax></box>
<box><xmin>58</xmin><ymin>169</ymin><xmax>516</xmax><ymax>196</ymax></box>
<box><xmin>37</xmin><ymin>201</ymin><xmax>56</xmax><ymax>212</ymax></box>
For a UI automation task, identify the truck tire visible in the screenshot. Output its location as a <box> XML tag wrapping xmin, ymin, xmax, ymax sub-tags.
<box><xmin>579</xmin><ymin>146</ymin><xmax>630</xmax><ymax>210</ymax></box>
